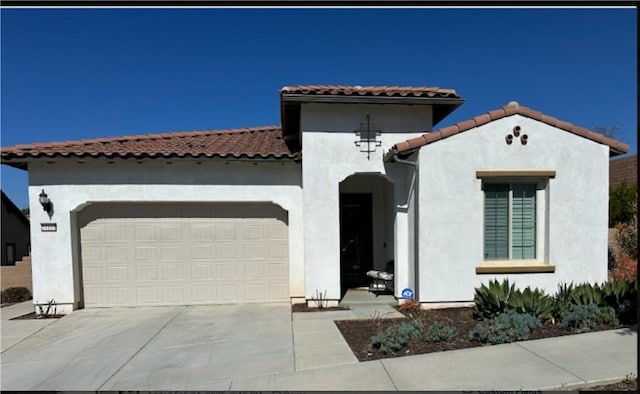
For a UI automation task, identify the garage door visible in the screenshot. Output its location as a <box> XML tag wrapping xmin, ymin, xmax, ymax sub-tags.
<box><xmin>78</xmin><ymin>203</ymin><xmax>289</xmax><ymax>307</ymax></box>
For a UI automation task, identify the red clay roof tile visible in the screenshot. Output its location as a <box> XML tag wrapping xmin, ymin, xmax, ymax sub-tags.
<box><xmin>1</xmin><ymin>126</ymin><xmax>299</xmax><ymax>169</ymax></box>
<box><xmin>280</xmin><ymin>85</ymin><xmax>460</xmax><ymax>98</ymax></box>
<box><xmin>390</xmin><ymin>102</ymin><xmax>629</xmax><ymax>156</ymax></box>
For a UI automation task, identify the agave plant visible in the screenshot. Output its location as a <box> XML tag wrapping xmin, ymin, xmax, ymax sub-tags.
<box><xmin>552</xmin><ymin>282</ymin><xmax>575</xmax><ymax>321</ymax></box>
<box><xmin>570</xmin><ymin>282</ymin><xmax>604</xmax><ymax>306</ymax></box>
<box><xmin>508</xmin><ymin>286</ymin><xmax>554</xmax><ymax>323</ymax></box>
<box><xmin>473</xmin><ymin>279</ymin><xmax>515</xmax><ymax>319</ymax></box>
<box><xmin>602</xmin><ymin>279</ymin><xmax>638</xmax><ymax>324</ymax></box>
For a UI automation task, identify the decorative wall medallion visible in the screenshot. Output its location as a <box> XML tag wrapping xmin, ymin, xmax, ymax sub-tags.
<box><xmin>354</xmin><ymin>115</ymin><xmax>382</xmax><ymax>160</ymax></box>
<box><xmin>505</xmin><ymin>125</ymin><xmax>528</xmax><ymax>146</ymax></box>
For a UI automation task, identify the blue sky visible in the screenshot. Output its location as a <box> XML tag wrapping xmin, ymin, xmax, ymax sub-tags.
<box><xmin>1</xmin><ymin>7</ymin><xmax>637</xmax><ymax>209</ymax></box>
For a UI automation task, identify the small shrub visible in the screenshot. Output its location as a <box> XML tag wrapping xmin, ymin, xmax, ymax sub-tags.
<box><xmin>370</xmin><ymin>320</ymin><xmax>422</xmax><ymax>354</ymax></box>
<box><xmin>469</xmin><ymin>311</ymin><xmax>541</xmax><ymax>345</ymax></box>
<box><xmin>424</xmin><ymin>320</ymin><xmax>458</xmax><ymax>343</ymax></box>
<box><xmin>610</xmin><ymin>253</ymin><xmax>638</xmax><ymax>282</ymax></box>
<box><xmin>0</xmin><ymin>287</ymin><xmax>32</xmax><ymax>303</ymax></box>
<box><xmin>609</xmin><ymin>183</ymin><xmax>637</xmax><ymax>226</ymax></box>
<box><xmin>560</xmin><ymin>304</ymin><xmax>618</xmax><ymax>332</ymax></box>
<box><xmin>473</xmin><ymin>279</ymin><xmax>515</xmax><ymax>319</ymax></box>
<box><xmin>398</xmin><ymin>299</ymin><xmax>422</xmax><ymax>314</ymax></box>
<box><xmin>507</xmin><ymin>286</ymin><xmax>554</xmax><ymax>323</ymax></box>
<box><xmin>614</xmin><ymin>198</ymin><xmax>637</xmax><ymax>257</ymax></box>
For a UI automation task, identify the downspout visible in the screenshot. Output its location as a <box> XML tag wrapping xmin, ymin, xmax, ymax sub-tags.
<box><xmin>387</xmin><ymin>149</ymin><xmax>419</xmax><ymax>302</ymax></box>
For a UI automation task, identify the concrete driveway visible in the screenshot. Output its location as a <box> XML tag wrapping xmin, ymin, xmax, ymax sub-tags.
<box><xmin>1</xmin><ymin>303</ymin><xmax>294</xmax><ymax>391</ymax></box>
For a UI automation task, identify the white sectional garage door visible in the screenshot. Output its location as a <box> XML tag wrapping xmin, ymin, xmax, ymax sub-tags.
<box><xmin>79</xmin><ymin>203</ymin><xmax>289</xmax><ymax>307</ymax></box>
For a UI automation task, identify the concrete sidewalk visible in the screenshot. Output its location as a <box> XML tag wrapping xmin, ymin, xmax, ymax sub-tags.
<box><xmin>232</xmin><ymin>326</ymin><xmax>637</xmax><ymax>391</ymax></box>
<box><xmin>1</xmin><ymin>301</ymin><xmax>636</xmax><ymax>391</ymax></box>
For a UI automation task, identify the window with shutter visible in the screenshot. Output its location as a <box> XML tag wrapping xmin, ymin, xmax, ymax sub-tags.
<box><xmin>484</xmin><ymin>183</ymin><xmax>536</xmax><ymax>260</ymax></box>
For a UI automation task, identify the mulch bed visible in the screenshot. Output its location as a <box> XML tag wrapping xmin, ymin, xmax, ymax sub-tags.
<box><xmin>334</xmin><ymin>307</ymin><xmax>625</xmax><ymax>362</ymax></box>
<box><xmin>291</xmin><ymin>303</ymin><xmax>350</xmax><ymax>313</ymax></box>
<box><xmin>579</xmin><ymin>377</ymin><xmax>638</xmax><ymax>391</ymax></box>
<box><xmin>9</xmin><ymin>312</ymin><xmax>64</xmax><ymax>320</ymax></box>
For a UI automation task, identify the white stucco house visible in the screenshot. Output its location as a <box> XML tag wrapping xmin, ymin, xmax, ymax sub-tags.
<box><xmin>1</xmin><ymin>85</ymin><xmax>629</xmax><ymax>313</ymax></box>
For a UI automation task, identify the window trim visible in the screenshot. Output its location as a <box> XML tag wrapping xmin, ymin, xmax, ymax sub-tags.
<box><xmin>477</xmin><ymin>169</ymin><xmax>555</xmax><ymax>274</ymax></box>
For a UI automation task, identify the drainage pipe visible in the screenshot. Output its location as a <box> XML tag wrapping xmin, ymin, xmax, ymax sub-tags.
<box><xmin>388</xmin><ymin>151</ymin><xmax>419</xmax><ymax>303</ymax></box>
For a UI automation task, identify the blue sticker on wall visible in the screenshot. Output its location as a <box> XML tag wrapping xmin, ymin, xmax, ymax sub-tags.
<box><xmin>401</xmin><ymin>288</ymin><xmax>414</xmax><ymax>300</ymax></box>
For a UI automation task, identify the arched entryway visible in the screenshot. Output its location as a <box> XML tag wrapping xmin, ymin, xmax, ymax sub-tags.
<box><xmin>339</xmin><ymin>173</ymin><xmax>394</xmax><ymax>297</ymax></box>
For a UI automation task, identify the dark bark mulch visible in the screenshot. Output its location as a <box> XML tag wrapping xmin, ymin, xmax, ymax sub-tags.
<box><xmin>580</xmin><ymin>377</ymin><xmax>638</xmax><ymax>391</ymax></box>
<box><xmin>9</xmin><ymin>312</ymin><xmax>64</xmax><ymax>320</ymax></box>
<box><xmin>335</xmin><ymin>307</ymin><xmax>625</xmax><ymax>362</ymax></box>
<box><xmin>291</xmin><ymin>303</ymin><xmax>350</xmax><ymax>313</ymax></box>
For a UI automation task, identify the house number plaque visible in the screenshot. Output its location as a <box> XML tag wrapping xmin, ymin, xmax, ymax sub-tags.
<box><xmin>41</xmin><ymin>223</ymin><xmax>57</xmax><ymax>232</ymax></box>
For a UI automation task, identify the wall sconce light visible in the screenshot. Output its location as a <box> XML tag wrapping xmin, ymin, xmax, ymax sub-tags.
<box><xmin>39</xmin><ymin>189</ymin><xmax>53</xmax><ymax>218</ymax></box>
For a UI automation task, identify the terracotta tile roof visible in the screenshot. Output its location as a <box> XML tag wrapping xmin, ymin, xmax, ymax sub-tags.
<box><xmin>280</xmin><ymin>85</ymin><xmax>460</xmax><ymax>98</ymax></box>
<box><xmin>389</xmin><ymin>101</ymin><xmax>630</xmax><ymax>157</ymax></box>
<box><xmin>1</xmin><ymin>126</ymin><xmax>300</xmax><ymax>169</ymax></box>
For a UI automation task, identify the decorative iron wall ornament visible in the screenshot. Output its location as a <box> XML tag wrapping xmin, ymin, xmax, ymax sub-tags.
<box><xmin>354</xmin><ymin>115</ymin><xmax>382</xmax><ymax>160</ymax></box>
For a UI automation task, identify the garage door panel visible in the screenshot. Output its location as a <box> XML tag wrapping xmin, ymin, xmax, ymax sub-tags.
<box><xmin>80</xmin><ymin>203</ymin><xmax>289</xmax><ymax>307</ymax></box>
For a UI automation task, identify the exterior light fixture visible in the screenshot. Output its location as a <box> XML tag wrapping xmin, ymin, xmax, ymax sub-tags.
<box><xmin>39</xmin><ymin>189</ymin><xmax>53</xmax><ymax>218</ymax></box>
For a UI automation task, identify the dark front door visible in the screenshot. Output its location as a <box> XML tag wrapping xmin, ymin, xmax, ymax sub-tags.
<box><xmin>340</xmin><ymin>193</ymin><xmax>373</xmax><ymax>290</ymax></box>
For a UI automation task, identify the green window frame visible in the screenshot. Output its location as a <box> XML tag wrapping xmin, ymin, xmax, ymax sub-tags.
<box><xmin>484</xmin><ymin>183</ymin><xmax>536</xmax><ymax>260</ymax></box>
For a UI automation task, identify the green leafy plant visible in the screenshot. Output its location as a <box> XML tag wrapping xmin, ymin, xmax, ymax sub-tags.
<box><xmin>552</xmin><ymin>282</ymin><xmax>575</xmax><ymax>321</ymax></box>
<box><xmin>569</xmin><ymin>283</ymin><xmax>603</xmax><ymax>306</ymax></box>
<box><xmin>507</xmin><ymin>286</ymin><xmax>554</xmax><ymax>323</ymax></box>
<box><xmin>602</xmin><ymin>279</ymin><xmax>637</xmax><ymax>324</ymax></box>
<box><xmin>609</xmin><ymin>183</ymin><xmax>637</xmax><ymax>226</ymax></box>
<box><xmin>0</xmin><ymin>287</ymin><xmax>32</xmax><ymax>304</ymax></box>
<box><xmin>560</xmin><ymin>304</ymin><xmax>618</xmax><ymax>332</ymax></box>
<box><xmin>473</xmin><ymin>279</ymin><xmax>515</xmax><ymax>319</ymax></box>
<box><xmin>469</xmin><ymin>311</ymin><xmax>541</xmax><ymax>345</ymax></box>
<box><xmin>370</xmin><ymin>320</ymin><xmax>422</xmax><ymax>354</ymax></box>
<box><xmin>424</xmin><ymin>321</ymin><xmax>458</xmax><ymax>343</ymax></box>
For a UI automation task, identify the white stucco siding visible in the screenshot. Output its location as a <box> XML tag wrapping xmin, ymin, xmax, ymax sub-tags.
<box><xmin>418</xmin><ymin>115</ymin><xmax>610</xmax><ymax>302</ymax></box>
<box><xmin>301</xmin><ymin>103</ymin><xmax>426</xmax><ymax>301</ymax></box>
<box><xmin>27</xmin><ymin>160</ymin><xmax>303</xmax><ymax>312</ymax></box>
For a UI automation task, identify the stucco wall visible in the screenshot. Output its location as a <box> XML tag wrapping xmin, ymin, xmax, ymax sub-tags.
<box><xmin>27</xmin><ymin>160</ymin><xmax>303</xmax><ymax>312</ymax></box>
<box><xmin>301</xmin><ymin>103</ymin><xmax>427</xmax><ymax>301</ymax></box>
<box><xmin>417</xmin><ymin>115</ymin><xmax>610</xmax><ymax>302</ymax></box>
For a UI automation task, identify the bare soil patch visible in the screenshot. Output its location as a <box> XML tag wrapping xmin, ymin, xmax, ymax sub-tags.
<box><xmin>292</xmin><ymin>304</ymin><xmax>350</xmax><ymax>313</ymax></box>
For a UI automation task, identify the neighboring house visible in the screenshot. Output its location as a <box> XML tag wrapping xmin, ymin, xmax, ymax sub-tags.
<box><xmin>610</xmin><ymin>154</ymin><xmax>637</xmax><ymax>187</ymax></box>
<box><xmin>1</xmin><ymin>189</ymin><xmax>32</xmax><ymax>292</ymax></box>
<box><xmin>0</xmin><ymin>85</ymin><xmax>629</xmax><ymax>313</ymax></box>
<box><xmin>1</xmin><ymin>190</ymin><xmax>30</xmax><ymax>266</ymax></box>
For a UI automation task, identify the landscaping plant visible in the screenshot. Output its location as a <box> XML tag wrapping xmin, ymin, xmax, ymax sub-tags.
<box><xmin>473</xmin><ymin>279</ymin><xmax>515</xmax><ymax>319</ymax></box>
<box><xmin>0</xmin><ymin>287</ymin><xmax>32</xmax><ymax>304</ymax></box>
<box><xmin>602</xmin><ymin>279</ymin><xmax>637</xmax><ymax>324</ymax></box>
<box><xmin>469</xmin><ymin>311</ymin><xmax>541</xmax><ymax>344</ymax></box>
<box><xmin>507</xmin><ymin>286</ymin><xmax>554</xmax><ymax>323</ymax></box>
<box><xmin>398</xmin><ymin>299</ymin><xmax>422</xmax><ymax>314</ymax></box>
<box><xmin>560</xmin><ymin>304</ymin><xmax>618</xmax><ymax>332</ymax></box>
<box><xmin>370</xmin><ymin>319</ymin><xmax>422</xmax><ymax>354</ymax></box>
<box><xmin>424</xmin><ymin>321</ymin><xmax>458</xmax><ymax>343</ymax></box>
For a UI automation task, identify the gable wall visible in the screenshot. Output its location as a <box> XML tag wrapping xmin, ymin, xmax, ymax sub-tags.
<box><xmin>417</xmin><ymin>115</ymin><xmax>610</xmax><ymax>302</ymax></box>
